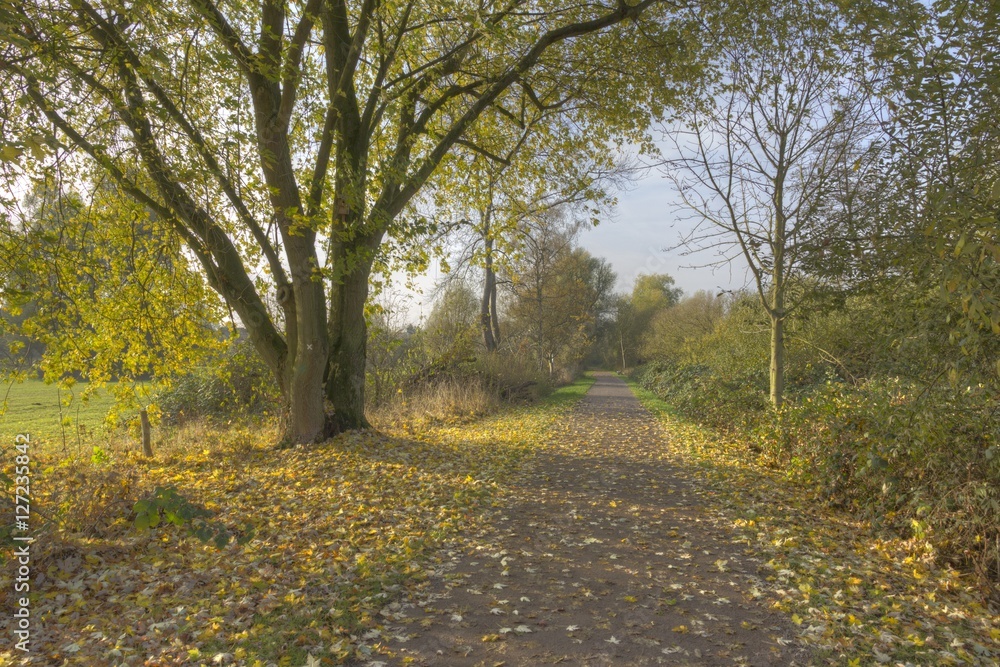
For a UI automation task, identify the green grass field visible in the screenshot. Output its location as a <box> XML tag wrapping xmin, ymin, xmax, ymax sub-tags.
<box><xmin>0</xmin><ymin>378</ymin><xmax>116</xmax><ymax>450</ymax></box>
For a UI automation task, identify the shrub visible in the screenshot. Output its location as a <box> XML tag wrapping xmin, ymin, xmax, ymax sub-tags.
<box><xmin>157</xmin><ymin>337</ymin><xmax>278</xmax><ymax>422</ymax></box>
<box><xmin>766</xmin><ymin>379</ymin><xmax>1000</xmax><ymax>581</ymax></box>
<box><xmin>635</xmin><ymin>287</ymin><xmax>1000</xmax><ymax>588</ymax></box>
<box><xmin>371</xmin><ymin>353</ymin><xmax>550</xmax><ymax>428</ymax></box>
<box><xmin>635</xmin><ymin>360</ymin><xmax>768</xmax><ymax>432</ymax></box>
<box><xmin>638</xmin><ymin>357</ymin><xmax>1000</xmax><ymax>587</ymax></box>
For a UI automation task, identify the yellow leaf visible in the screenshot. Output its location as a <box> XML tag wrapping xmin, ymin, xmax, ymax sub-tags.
<box><xmin>0</xmin><ymin>145</ymin><xmax>22</xmax><ymax>162</ymax></box>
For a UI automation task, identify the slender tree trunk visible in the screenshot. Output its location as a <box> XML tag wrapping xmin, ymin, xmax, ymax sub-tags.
<box><xmin>481</xmin><ymin>267</ymin><xmax>497</xmax><ymax>351</ymax></box>
<box><xmin>535</xmin><ymin>279</ymin><xmax>546</xmax><ymax>372</ymax></box>
<box><xmin>770</xmin><ymin>170</ymin><xmax>787</xmax><ymax>408</ymax></box>
<box><xmin>769</xmin><ymin>310</ymin><xmax>785</xmax><ymax>408</ymax></box>
<box><xmin>489</xmin><ymin>278</ymin><xmax>501</xmax><ymax>346</ymax></box>
<box><xmin>620</xmin><ymin>333</ymin><xmax>627</xmax><ymax>372</ymax></box>
<box><xmin>481</xmin><ymin>236</ymin><xmax>498</xmax><ymax>352</ymax></box>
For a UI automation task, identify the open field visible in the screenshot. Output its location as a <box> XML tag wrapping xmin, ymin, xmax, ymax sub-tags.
<box><xmin>0</xmin><ymin>378</ymin><xmax>116</xmax><ymax>450</ymax></box>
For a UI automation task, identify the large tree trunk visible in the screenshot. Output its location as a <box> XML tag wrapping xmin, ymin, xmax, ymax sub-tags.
<box><xmin>286</xmin><ymin>268</ymin><xmax>330</xmax><ymax>442</ymax></box>
<box><xmin>250</xmin><ymin>70</ymin><xmax>332</xmax><ymax>444</ymax></box>
<box><xmin>326</xmin><ymin>237</ymin><xmax>376</xmax><ymax>431</ymax></box>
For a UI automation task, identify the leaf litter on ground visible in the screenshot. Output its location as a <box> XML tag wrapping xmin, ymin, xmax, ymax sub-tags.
<box><xmin>0</xmin><ymin>391</ymin><xmax>581</xmax><ymax>666</ymax></box>
<box><xmin>629</xmin><ymin>382</ymin><xmax>1000</xmax><ymax>666</ymax></box>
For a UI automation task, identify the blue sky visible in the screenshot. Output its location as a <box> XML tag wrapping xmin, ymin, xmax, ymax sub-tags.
<box><xmin>578</xmin><ymin>168</ymin><xmax>751</xmax><ymax>298</ymax></box>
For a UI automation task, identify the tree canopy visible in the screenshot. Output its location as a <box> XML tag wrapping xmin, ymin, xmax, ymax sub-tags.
<box><xmin>0</xmin><ymin>0</ymin><xmax>699</xmax><ymax>442</ymax></box>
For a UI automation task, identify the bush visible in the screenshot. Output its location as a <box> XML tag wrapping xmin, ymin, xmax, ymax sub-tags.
<box><xmin>635</xmin><ymin>288</ymin><xmax>1000</xmax><ymax>588</ymax></box>
<box><xmin>640</xmin><ymin>356</ymin><xmax>1000</xmax><ymax>584</ymax></box>
<box><xmin>157</xmin><ymin>338</ymin><xmax>278</xmax><ymax>422</ymax></box>
<box><xmin>635</xmin><ymin>360</ymin><xmax>769</xmax><ymax>432</ymax></box>
<box><xmin>371</xmin><ymin>353</ymin><xmax>550</xmax><ymax>428</ymax></box>
<box><xmin>764</xmin><ymin>379</ymin><xmax>1000</xmax><ymax>579</ymax></box>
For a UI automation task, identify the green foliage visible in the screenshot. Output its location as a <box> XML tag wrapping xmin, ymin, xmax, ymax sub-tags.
<box><xmin>506</xmin><ymin>226</ymin><xmax>617</xmax><ymax>379</ymax></box>
<box><xmin>422</xmin><ymin>282</ymin><xmax>480</xmax><ymax>361</ymax></box>
<box><xmin>631</xmin><ymin>274</ymin><xmax>682</xmax><ymax>316</ymax></box>
<box><xmin>0</xmin><ymin>179</ymin><xmax>225</xmax><ymax>411</ymax></box>
<box><xmin>635</xmin><ymin>286</ymin><xmax>1000</xmax><ymax>584</ymax></box>
<box><xmin>157</xmin><ymin>337</ymin><xmax>279</xmax><ymax>423</ymax></box>
<box><xmin>636</xmin><ymin>361</ymin><xmax>768</xmax><ymax>431</ymax></box>
<box><xmin>641</xmin><ymin>291</ymin><xmax>731</xmax><ymax>364</ymax></box>
<box><xmin>761</xmin><ymin>380</ymin><xmax>1000</xmax><ymax>581</ymax></box>
<box><xmin>0</xmin><ymin>0</ymin><xmax>699</xmax><ymax>440</ymax></box>
<box><xmin>600</xmin><ymin>273</ymin><xmax>683</xmax><ymax>369</ymax></box>
<box><xmin>132</xmin><ymin>485</ymin><xmax>251</xmax><ymax>549</ymax></box>
<box><xmin>90</xmin><ymin>445</ymin><xmax>110</xmax><ymax>465</ymax></box>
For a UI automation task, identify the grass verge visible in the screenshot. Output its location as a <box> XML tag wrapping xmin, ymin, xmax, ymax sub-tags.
<box><xmin>544</xmin><ymin>372</ymin><xmax>596</xmax><ymax>407</ymax></box>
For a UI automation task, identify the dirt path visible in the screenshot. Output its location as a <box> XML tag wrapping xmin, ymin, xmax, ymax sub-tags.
<box><xmin>376</xmin><ymin>373</ymin><xmax>810</xmax><ymax>666</ymax></box>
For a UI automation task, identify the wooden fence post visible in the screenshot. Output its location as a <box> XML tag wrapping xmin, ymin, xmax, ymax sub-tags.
<box><xmin>139</xmin><ymin>408</ymin><xmax>153</xmax><ymax>457</ymax></box>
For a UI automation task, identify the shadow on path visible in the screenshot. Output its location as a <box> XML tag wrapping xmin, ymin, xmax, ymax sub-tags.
<box><xmin>378</xmin><ymin>372</ymin><xmax>810</xmax><ymax>666</ymax></box>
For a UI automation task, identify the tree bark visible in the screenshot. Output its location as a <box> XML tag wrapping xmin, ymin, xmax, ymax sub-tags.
<box><xmin>481</xmin><ymin>264</ymin><xmax>497</xmax><ymax>352</ymax></box>
<box><xmin>481</xmin><ymin>237</ymin><xmax>500</xmax><ymax>352</ymax></box>
<box><xmin>770</xmin><ymin>146</ymin><xmax>788</xmax><ymax>409</ymax></box>
<box><xmin>535</xmin><ymin>279</ymin><xmax>546</xmax><ymax>372</ymax></box>
<box><xmin>286</xmin><ymin>283</ymin><xmax>330</xmax><ymax>442</ymax></box>
<box><xmin>326</xmin><ymin>236</ymin><xmax>378</xmax><ymax>431</ymax></box>
<box><xmin>769</xmin><ymin>310</ymin><xmax>785</xmax><ymax>408</ymax></box>
<box><xmin>489</xmin><ymin>276</ymin><xmax>501</xmax><ymax>347</ymax></box>
<box><xmin>139</xmin><ymin>408</ymin><xmax>153</xmax><ymax>457</ymax></box>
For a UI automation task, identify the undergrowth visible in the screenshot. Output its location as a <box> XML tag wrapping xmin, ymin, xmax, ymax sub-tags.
<box><xmin>634</xmin><ymin>361</ymin><xmax>1000</xmax><ymax>592</ymax></box>
<box><xmin>628</xmin><ymin>377</ymin><xmax>1000</xmax><ymax>665</ymax></box>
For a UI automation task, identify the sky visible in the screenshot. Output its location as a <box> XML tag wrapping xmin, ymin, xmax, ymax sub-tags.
<box><xmin>577</xmin><ymin>168</ymin><xmax>752</xmax><ymax>298</ymax></box>
<box><xmin>394</xmin><ymin>164</ymin><xmax>755</xmax><ymax>324</ymax></box>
